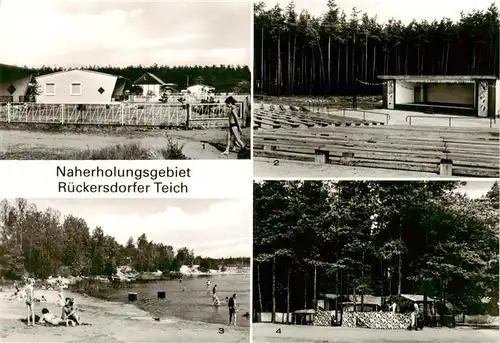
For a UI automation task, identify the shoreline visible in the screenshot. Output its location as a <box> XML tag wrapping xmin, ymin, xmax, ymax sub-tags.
<box><xmin>1</xmin><ymin>288</ymin><xmax>249</xmax><ymax>343</ymax></box>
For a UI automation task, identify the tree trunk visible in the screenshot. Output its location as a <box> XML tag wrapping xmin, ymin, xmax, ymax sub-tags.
<box><xmin>260</xmin><ymin>28</ymin><xmax>264</xmax><ymax>91</ymax></box>
<box><xmin>380</xmin><ymin>260</ymin><xmax>384</xmax><ymax>308</ymax></box>
<box><xmin>313</xmin><ymin>264</ymin><xmax>317</xmax><ymax>310</ymax></box>
<box><xmin>286</xmin><ymin>266</ymin><xmax>291</xmax><ymax>324</ymax></box>
<box><xmin>405</xmin><ymin>44</ymin><xmax>409</xmax><ymax>74</ymax></box>
<box><xmin>398</xmin><ymin>218</ymin><xmax>403</xmax><ymax>296</ymax></box>
<box><xmin>337</xmin><ymin>42</ymin><xmax>342</xmax><ymax>88</ymax></box>
<box><xmin>257</xmin><ymin>263</ymin><xmax>263</xmax><ymax>313</ymax></box>
<box><xmin>361</xmin><ymin>251</ymin><xmax>365</xmax><ymax>312</ymax></box>
<box><xmin>318</xmin><ymin>44</ymin><xmax>326</xmax><ymax>94</ymax></box>
<box><xmin>272</xmin><ymin>257</ymin><xmax>276</xmax><ymax>323</ymax></box>
<box><xmin>335</xmin><ymin>270</ymin><xmax>339</xmax><ymax>323</ymax></box>
<box><xmin>288</xmin><ymin>33</ymin><xmax>291</xmax><ymax>95</ymax></box>
<box><xmin>423</xmin><ymin>285</ymin><xmax>428</xmax><ymax>326</ymax></box>
<box><xmin>420</xmin><ymin>47</ymin><xmax>425</xmax><ymax>75</ymax></box>
<box><xmin>292</xmin><ymin>35</ymin><xmax>297</xmax><ymax>94</ymax></box>
<box><xmin>445</xmin><ymin>42</ymin><xmax>450</xmax><ymax>75</ymax></box>
<box><xmin>415</xmin><ymin>44</ymin><xmax>420</xmax><ymax>75</ymax></box>
<box><xmin>311</xmin><ymin>49</ymin><xmax>315</xmax><ymax>95</ymax></box>
<box><xmin>277</xmin><ymin>35</ymin><xmax>282</xmax><ymax>94</ymax></box>
<box><xmin>352</xmin><ymin>32</ymin><xmax>356</xmax><ymax>93</ymax></box>
<box><xmin>345</xmin><ymin>44</ymin><xmax>349</xmax><ymax>85</ymax></box>
<box><xmin>304</xmin><ymin>273</ymin><xmax>307</xmax><ymax>309</ymax></box>
<box><xmin>328</xmin><ymin>35</ymin><xmax>331</xmax><ymax>93</ymax></box>
<box><xmin>372</xmin><ymin>45</ymin><xmax>376</xmax><ymax>83</ymax></box>
<box><xmin>472</xmin><ymin>44</ymin><xmax>477</xmax><ymax>74</ymax></box>
<box><xmin>365</xmin><ymin>34</ymin><xmax>369</xmax><ymax>81</ymax></box>
<box><xmin>339</xmin><ymin>270</ymin><xmax>344</xmax><ymax>324</ymax></box>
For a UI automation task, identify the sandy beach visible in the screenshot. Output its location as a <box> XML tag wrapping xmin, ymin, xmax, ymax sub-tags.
<box><xmin>253</xmin><ymin>323</ymin><xmax>498</xmax><ymax>343</ymax></box>
<box><xmin>1</xmin><ymin>288</ymin><xmax>249</xmax><ymax>343</ymax></box>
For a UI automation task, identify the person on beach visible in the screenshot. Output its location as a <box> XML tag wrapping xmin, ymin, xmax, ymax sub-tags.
<box><xmin>206</xmin><ymin>280</ymin><xmax>211</xmax><ymax>295</ymax></box>
<box><xmin>61</xmin><ymin>297</ymin><xmax>80</xmax><ymax>325</ymax></box>
<box><xmin>8</xmin><ymin>283</ymin><xmax>21</xmax><ymax>300</ymax></box>
<box><xmin>228</xmin><ymin>293</ymin><xmax>237</xmax><ymax>326</ymax></box>
<box><xmin>24</xmin><ymin>279</ymin><xmax>36</xmax><ymax>326</ymax></box>
<box><xmin>57</xmin><ymin>282</ymin><xmax>64</xmax><ymax>306</ymax></box>
<box><xmin>212</xmin><ymin>293</ymin><xmax>221</xmax><ymax>306</ymax></box>
<box><xmin>222</xmin><ymin>96</ymin><xmax>245</xmax><ymax>155</ymax></box>
<box><xmin>40</xmin><ymin>308</ymin><xmax>73</xmax><ymax>326</ymax></box>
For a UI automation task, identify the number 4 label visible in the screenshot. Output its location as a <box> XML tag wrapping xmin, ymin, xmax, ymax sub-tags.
<box><xmin>276</xmin><ymin>328</ymin><xmax>281</xmax><ymax>334</ymax></box>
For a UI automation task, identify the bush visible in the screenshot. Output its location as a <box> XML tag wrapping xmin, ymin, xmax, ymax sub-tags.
<box><xmin>66</xmin><ymin>141</ymin><xmax>187</xmax><ymax>160</ymax></box>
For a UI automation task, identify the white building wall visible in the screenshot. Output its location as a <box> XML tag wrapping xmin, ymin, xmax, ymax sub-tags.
<box><xmin>0</xmin><ymin>76</ymin><xmax>31</xmax><ymax>102</ymax></box>
<box><xmin>496</xmin><ymin>80</ymin><xmax>499</xmax><ymax>116</ymax></box>
<box><xmin>35</xmin><ymin>70</ymin><xmax>117</xmax><ymax>104</ymax></box>
<box><xmin>395</xmin><ymin>81</ymin><xmax>414</xmax><ymax>104</ymax></box>
<box><xmin>427</xmin><ymin>83</ymin><xmax>474</xmax><ymax>105</ymax></box>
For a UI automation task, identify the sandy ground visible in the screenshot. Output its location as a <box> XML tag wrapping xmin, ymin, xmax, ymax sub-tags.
<box><xmin>0</xmin><ymin>127</ymin><xmax>250</xmax><ymax>160</ymax></box>
<box><xmin>254</xmin><ymin>158</ymin><xmax>444</xmax><ymax>178</ymax></box>
<box><xmin>1</xmin><ymin>289</ymin><xmax>248</xmax><ymax>343</ymax></box>
<box><xmin>253</xmin><ymin>323</ymin><xmax>498</xmax><ymax>343</ymax></box>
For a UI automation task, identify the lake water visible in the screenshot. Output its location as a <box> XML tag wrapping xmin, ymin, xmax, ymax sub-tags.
<box><xmin>101</xmin><ymin>274</ymin><xmax>250</xmax><ymax>327</ymax></box>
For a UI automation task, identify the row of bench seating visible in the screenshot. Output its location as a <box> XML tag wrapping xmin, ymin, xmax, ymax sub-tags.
<box><xmin>253</xmin><ymin>107</ymin><xmax>384</xmax><ymax>130</ymax></box>
<box><xmin>254</xmin><ymin>125</ymin><xmax>499</xmax><ymax>177</ymax></box>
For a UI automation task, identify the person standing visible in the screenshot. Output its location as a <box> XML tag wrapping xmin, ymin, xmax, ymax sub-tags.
<box><xmin>206</xmin><ymin>280</ymin><xmax>211</xmax><ymax>295</ymax></box>
<box><xmin>221</xmin><ymin>96</ymin><xmax>245</xmax><ymax>155</ymax></box>
<box><xmin>57</xmin><ymin>281</ymin><xmax>64</xmax><ymax>307</ymax></box>
<box><xmin>228</xmin><ymin>293</ymin><xmax>237</xmax><ymax>326</ymax></box>
<box><xmin>24</xmin><ymin>279</ymin><xmax>35</xmax><ymax>326</ymax></box>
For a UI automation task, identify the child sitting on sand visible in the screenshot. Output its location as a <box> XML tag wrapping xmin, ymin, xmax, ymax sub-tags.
<box><xmin>61</xmin><ymin>298</ymin><xmax>81</xmax><ymax>325</ymax></box>
<box><xmin>40</xmin><ymin>308</ymin><xmax>74</xmax><ymax>326</ymax></box>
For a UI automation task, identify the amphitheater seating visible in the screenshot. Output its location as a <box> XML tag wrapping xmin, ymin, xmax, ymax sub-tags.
<box><xmin>253</xmin><ymin>108</ymin><xmax>384</xmax><ymax>130</ymax></box>
<box><xmin>253</xmin><ymin>125</ymin><xmax>499</xmax><ymax>177</ymax></box>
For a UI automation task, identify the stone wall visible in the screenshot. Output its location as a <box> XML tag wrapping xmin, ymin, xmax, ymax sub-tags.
<box><xmin>342</xmin><ymin>312</ymin><xmax>412</xmax><ymax>330</ymax></box>
<box><xmin>313</xmin><ymin>310</ymin><xmax>336</xmax><ymax>326</ymax></box>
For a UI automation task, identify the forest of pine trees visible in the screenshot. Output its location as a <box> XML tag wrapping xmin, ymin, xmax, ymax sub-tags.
<box><xmin>0</xmin><ymin>199</ymin><xmax>249</xmax><ymax>280</ymax></box>
<box><xmin>254</xmin><ymin>1</ymin><xmax>500</xmax><ymax>96</ymax></box>
<box><xmin>254</xmin><ymin>181</ymin><xmax>499</xmax><ymax>322</ymax></box>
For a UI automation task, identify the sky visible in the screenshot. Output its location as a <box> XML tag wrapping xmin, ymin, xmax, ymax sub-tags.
<box><xmin>0</xmin><ymin>0</ymin><xmax>251</xmax><ymax>68</ymax></box>
<box><xmin>267</xmin><ymin>0</ymin><xmax>497</xmax><ymax>24</ymax></box>
<box><xmin>457</xmin><ymin>180</ymin><xmax>497</xmax><ymax>199</ymax></box>
<box><xmin>25</xmin><ymin>198</ymin><xmax>251</xmax><ymax>259</ymax></box>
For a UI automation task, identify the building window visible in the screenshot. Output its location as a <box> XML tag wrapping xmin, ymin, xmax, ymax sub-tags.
<box><xmin>70</xmin><ymin>83</ymin><xmax>82</xmax><ymax>96</ymax></box>
<box><xmin>45</xmin><ymin>83</ymin><xmax>55</xmax><ymax>95</ymax></box>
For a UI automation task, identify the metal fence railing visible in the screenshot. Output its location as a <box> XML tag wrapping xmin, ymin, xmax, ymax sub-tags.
<box><xmin>405</xmin><ymin>115</ymin><xmax>497</xmax><ymax>128</ymax></box>
<box><xmin>0</xmin><ymin>102</ymin><xmax>245</xmax><ymax>128</ymax></box>
<box><xmin>343</xmin><ymin>109</ymin><xmax>390</xmax><ymax>124</ymax></box>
